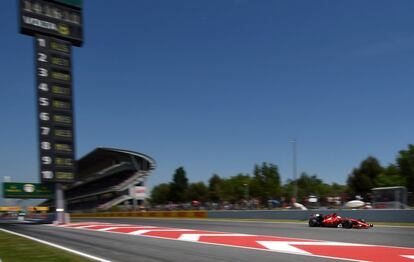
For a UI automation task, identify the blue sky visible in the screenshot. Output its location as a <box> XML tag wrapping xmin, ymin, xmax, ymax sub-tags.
<box><xmin>1</xmin><ymin>1</ymin><xmax>413</xmax><ymax>197</ymax></box>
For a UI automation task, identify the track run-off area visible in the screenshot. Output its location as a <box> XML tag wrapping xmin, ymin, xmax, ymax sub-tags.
<box><xmin>1</xmin><ymin>218</ymin><xmax>414</xmax><ymax>262</ymax></box>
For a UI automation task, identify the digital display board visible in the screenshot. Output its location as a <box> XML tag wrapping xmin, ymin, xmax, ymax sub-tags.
<box><xmin>3</xmin><ymin>182</ymin><xmax>54</xmax><ymax>199</ymax></box>
<box><xmin>20</xmin><ymin>0</ymin><xmax>83</xmax><ymax>46</ymax></box>
<box><xmin>51</xmin><ymin>0</ymin><xmax>82</xmax><ymax>9</ymax></box>
<box><xmin>36</xmin><ymin>35</ymin><xmax>76</xmax><ymax>183</ymax></box>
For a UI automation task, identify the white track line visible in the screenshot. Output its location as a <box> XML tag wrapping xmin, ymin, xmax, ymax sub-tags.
<box><xmin>0</xmin><ymin>228</ymin><xmax>112</xmax><ymax>262</ymax></box>
<box><xmin>128</xmin><ymin>228</ymin><xmax>193</xmax><ymax>235</ymax></box>
<box><xmin>178</xmin><ymin>233</ymin><xmax>249</xmax><ymax>241</ymax></box>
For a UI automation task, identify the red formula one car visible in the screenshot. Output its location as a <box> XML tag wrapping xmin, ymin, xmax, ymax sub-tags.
<box><xmin>308</xmin><ymin>213</ymin><xmax>373</xmax><ymax>229</ymax></box>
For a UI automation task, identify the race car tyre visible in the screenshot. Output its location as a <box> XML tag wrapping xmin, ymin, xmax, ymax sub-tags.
<box><xmin>309</xmin><ymin>218</ymin><xmax>320</xmax><ymax>227</ymax></box>
<box><xmin>341</xmin><ymin>219</ymin><xmax>353</xmax><ymax>229</ymax></box>
<box><xmin>315</xmin><ymin>214</ymin><xmax>324</xmax><ymax>224</ymax></box>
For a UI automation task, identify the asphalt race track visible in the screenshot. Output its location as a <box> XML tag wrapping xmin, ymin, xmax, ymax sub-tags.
<box><xmin>1</xmin><ymin>218</ymin><xmax>414</xmax><ymax>262</ymax></box>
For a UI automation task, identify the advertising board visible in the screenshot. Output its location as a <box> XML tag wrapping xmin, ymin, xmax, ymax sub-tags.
<box><xmin>134</xmin><ymin>186</ymin><xmax>147</xmax><ymax>200</ymax></box>
<box><xmin>3</xmin><ymin>182</ymin><xmax>54</xmax><ymax>198</ymax></box>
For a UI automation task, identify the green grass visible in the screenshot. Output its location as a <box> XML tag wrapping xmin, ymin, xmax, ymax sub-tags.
<box><xmin>0</xmin><ymin>230</ymin><xmax>94</xmax><ymax>262</ymax></box>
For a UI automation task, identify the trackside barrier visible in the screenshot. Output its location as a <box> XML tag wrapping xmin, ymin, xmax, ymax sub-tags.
<box><xmin>70</xmin><ymin>209</ymin><xmax>414</xmax><ymax>223</ymax></box>
<box><xmin>207</xmin><ymin>209</ymin><xmax>414</xmax><ymax>223</ymax></box>
<box><xmin>71</xmin><ymin>211</ymin><xmax>207</xmax><ymax>219</ymax></box>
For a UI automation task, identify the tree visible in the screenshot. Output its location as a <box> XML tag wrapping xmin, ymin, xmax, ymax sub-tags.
<box><xmin>347</xmin><ymin>156</ymin><xmax>383</xmax><ymax>197</ymax></box>
<box><xmin>208</xmin><ymin>174</ymin><xmax>222</xmax><ymax>202</ymax></box>
<box><xmin>347</xmin><ymin>172</ymin><xmax>373</xmax><ymax>197</ymax></box>
<box><xmin>187</xmin><ymin>182</ymin><xmax>209</xmax><ymax>202</ymax></box>
<box><xmin>282</xmin><ymin>173</ymin><xmax>331</xmax><ymax>202</ymax></box>
<box><xmin>329</xmin><ymin>183</ymin><xmax>347</xmax><ymax>196</ymax></box>
<box><xmin>281</xmin><ymin>179</ymin><xmax>294</xmax><ymax>200</ymax></box>
<box><xmin>374</xmin><ymin>165</ymin><xmax>406</xmax><ymax>187</ymax></box>
<box><xmin>359</xmin><ymin>156</ymin><xmax>383</xmax><ymax>180</ymax></box>
<box><xmin>218</xmin><ymin>174</ymin><xmax>252</xmax><ymax>203</ymax></box>
<box><xmin>251</xmin><ymin>163</ymin><xmax>281</xmax><ymax>202</ymax></box>
<box><xmin>297</xmin><ymin>173</ymin><xmax>329</xmax><ymax>199</ymax></box>
<box><xmin>397</xmin><ymin>144</ymin><xmax>414</xmax><ymax>192</ymax></box>
<box><xmin>169</xmin><ymin>166</ymin><xmax>189</xmax><ymax>202</ymax></box>
<box><xmin>150</xmin><ymin>183</ymin><xmax>171</xmax><ymax>204</ymax></box>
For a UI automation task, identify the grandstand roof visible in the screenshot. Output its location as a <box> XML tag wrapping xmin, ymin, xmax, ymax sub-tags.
<box><xmin>77</xmin><ymin>147</ymin><xmax>156</xmax><ymax>173</ymax></box>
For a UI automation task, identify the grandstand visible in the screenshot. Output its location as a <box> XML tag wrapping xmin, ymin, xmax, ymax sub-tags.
<box><xmin>44</xmin><ymin>147</ymin><xmax>156</xmax><ymax>212</ymax></box>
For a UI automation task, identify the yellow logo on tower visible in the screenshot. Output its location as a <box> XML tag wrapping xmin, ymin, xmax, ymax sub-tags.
<box><xmin>58</xmin><ymin>24</ymin><xmax>70</xmax><ymax>36</ymax></box>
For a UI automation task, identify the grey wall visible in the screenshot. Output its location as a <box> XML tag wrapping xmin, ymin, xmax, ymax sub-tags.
<box><xmin>208</xmin><ymin>209</ymin><xmax>414</xmax><ymax>223</ymax></box>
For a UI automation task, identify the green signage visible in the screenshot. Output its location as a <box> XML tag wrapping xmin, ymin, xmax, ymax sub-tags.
<box><xmin>3</xmin><ymin>183</ymin><xmax>54</xmax><ymax>199</ymax></box>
